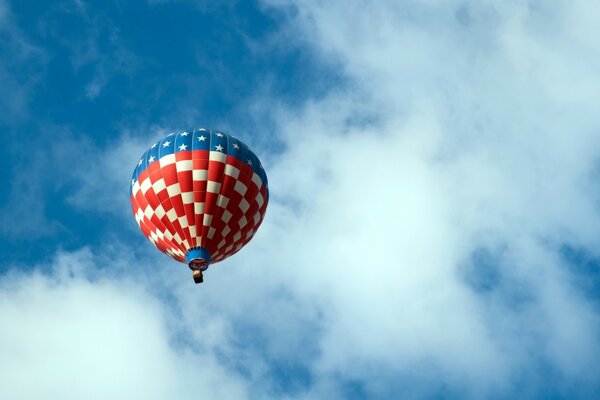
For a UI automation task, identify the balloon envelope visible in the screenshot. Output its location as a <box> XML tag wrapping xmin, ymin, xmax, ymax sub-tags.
<box><xmin>130</xmin><ymin>129</ymin><xmax>268</xmax><ymax>274</ymax></box>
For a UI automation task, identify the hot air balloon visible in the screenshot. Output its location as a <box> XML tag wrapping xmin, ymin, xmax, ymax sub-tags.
<box><xmin>130</xmin><ymin>128</ymin><xmax>269</xmax><ymax>284</ymax></box>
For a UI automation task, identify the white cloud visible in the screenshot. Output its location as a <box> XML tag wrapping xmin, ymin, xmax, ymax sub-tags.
<box><xmin>243</xmin><ymin>0</ymin><xmax>600</xmax><ymax>397</ymax></box>
<box><xmin>0</xmin><ymin>248</ymin><xmax>250</xmax><ymax>400</ymax></box>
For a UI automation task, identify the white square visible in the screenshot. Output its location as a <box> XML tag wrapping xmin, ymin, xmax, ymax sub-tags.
<box><xmin>251</xmin><ymin>173</ymin><xmax>262</xmax><ymax>188</ymax></box>
<box><xmin>222</xmin><ymin>210</ymin><xmax>232</xmax><ymax>223</ymax></box>
<box><xmin>155</xmin><ymin>204</ymin><xmax>166</xmax><ymax>219</ymax></box>
<box><xmin>209</xmin><ymin>151</ymin><xmax>227</xmax><ymax>163</ymax></box>
<box><xmin>234</xmin><ymin>181</ymin><xmax>247</xmax><ymax>196</ymax></box>
<box><xmin>221</xmin><ymin>225</ymin><xmax>231</xmax><ymax>237</ymax></box>
<box><xmin>256</xmin><ymin>192</ymin><xmax>264</xmax><ymax>208</ymax></box>
<box><xmin>225</xmin><ymin>164</ymin><xmax>240</xmax><ymax>179</ymax></box>
<box><xmin>178</xmin><ymin>216</ymin><xmax>188</xmax><ymax>229</ymax></box>
<box><xmin>166</xmin><ymin>208</ymin><xmax>178</xmax><ymax>222</ymax></box>
<box><xmin>140</xmin><ymin>178</ymin><xmax>152</xmax><ymax>194</ymax></box>
<box><xmin>152</xmin><ymin>178</ymin><xmax>166</xmax><ymax>194</ymax></box>
<box><xmin>167</xmin><ymin>183</ymin><xmax>181</xmax><ymax>197</ymax></box>
<box><xmin>176</xmin><ymin>160</ymin><xmax>193</xmax><ymax>171</ymax></box>
<box><xmin>173</xmin><ymin>232</ymin><xmax>183</xmax><ymax>244</ymax></box>
<box><xmin>207</xmin><ymin>181</ymin><xmax>221</xmax><ymax>193</ymax></box>
<box><xmin>239</xmin><ymin>198</ymin><xmax>250</xmax><ymax>213</ymax></box>
<box><xmin>144</xmin><ymin>205</ymin><xmax>154</xmax><ymax>219</ymax></box>
<box><xmin>217</xmin><ymin>195</ymin><xmax>230</xmax><ymax>208</ymax></box>
<box><xmin>160</xmin><ymin>154</ymin><xmax>176</xmax><ymax>167</ymax></box>
<box><xmin>181</xmin><ymin>192</ymin><xmax>194</xmax><ymax>204</ymax></box>
<box><xmin>135</xmin><ymin>209</ymin><xmax>144</xmax><ymax>224</ymax></box>
<box><xmin>193</xmin><ymin>169</ymin><xmax>208</xmax><ymax>181</ymax></box>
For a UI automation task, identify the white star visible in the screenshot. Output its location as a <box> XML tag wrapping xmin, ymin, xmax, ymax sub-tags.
<box><xmin>181</xmin><ymin>131</ymin><xmax>189</xmax><ymax>136</ymax></box>
<box><xmin>247</xmin><ymin>159</ymin><xmax>253</xmax><ymax>166</ymax></box>
<box><xmin>215</xmin><ymin>144</ymin><xmax>224</xmax><ymax>151</ymax></box>
<box><xmin>178</xmin><ymin>144</ymin><xmax>188</xmax><ymax>151</ymax></box>
<box><xmin>216</xmin><ymin>133</ymin><xmax>224</xmax><ymax>137</ymax></box>
<box><xmin>168</xmin><ymin>132</ymin><xmax>175</xmax><ymax>136</ymax></box>
<box><xmin>198</xmin><ymin>135</ymin><xmax>206</xmax><ymax>141</ymax></box>
<box><xmin>148</xmin><ymin>155</ymin><xmax>155</xmax><ymax>162</ymax></box>
<box><xmin>199</xmin><ymin>128</ymin><xmax>206</xmax><ymax>131</ymax></box>
<box><xmin>151</xmin><ymin>143</ymin><xmax>157</xmax><ymax>149</ymax></box>
<box><xmin>162</xmin><ymin>141</ymin><xmax>171</xmax><ymax>147</ymax></box>
<box><xmin>138</xmin><ymin>159</ymin><xmax>143</xmax><ymax>166</ymax></box>
<box><xmin>233</xmin><ymin>143</ymin><xmax>240</xmax><ymax>150</ymax></box>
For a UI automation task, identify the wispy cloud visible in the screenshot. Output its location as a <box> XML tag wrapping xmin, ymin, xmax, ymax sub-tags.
<box><xmin>54</xmin><ymin>1</ymin><xmax>140</xmax><ymax>100</ymax></box>
<box><xmin>0</xmin><ymin>0</ymin><xmax>47</xmax><ymax>124</ymax></box>
<box><xmin>65</xmin><ymin>129</ymin><xmax>158</xmax><ymax>217</ymax></box>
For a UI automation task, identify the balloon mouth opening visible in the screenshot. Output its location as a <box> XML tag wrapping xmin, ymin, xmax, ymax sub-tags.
<box><xmin>186</xmin><ymin>248</ymin><xmax>211</xmax><ymax>271</ymax></box>
<box><xmin>189</xmin><ymin>258</ymin><xmax>209</xmax><ymax>271</ymax></box>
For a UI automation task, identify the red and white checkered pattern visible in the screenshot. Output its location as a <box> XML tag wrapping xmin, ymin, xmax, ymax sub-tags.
<box><xmin>130</xmin><ymin>148</ymin><xmax>268</xmax><ymax>265</ymax></box>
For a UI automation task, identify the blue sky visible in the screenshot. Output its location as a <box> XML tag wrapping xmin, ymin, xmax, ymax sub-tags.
<box><xmin>2</xmin><ymin>0</ymin><xmax>600</xmax><ymax>399</ymax></box>
<box><xmin>0</xmin><ymin>0</ymin><xmax>338</xmax><ymax>265</ymax></box>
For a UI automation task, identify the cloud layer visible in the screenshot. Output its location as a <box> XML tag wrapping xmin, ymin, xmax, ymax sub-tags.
<box><xmin>0</xmin><ymin>249</ymin><xmax>251</xmax><ymax>400</ymax></box>
<box><xmin>250</xmin><ymin>0</ymin><xmax>600</xmax><ymax>397</ymax></box>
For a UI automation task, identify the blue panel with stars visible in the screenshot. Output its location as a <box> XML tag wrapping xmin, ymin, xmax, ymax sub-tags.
<box><xmin>192</xmin><ymin>128</ymin><xmax>211</xmax><ymax>151</ymax></box>
<box><xmin>175</xmin><ymin>130</ymin><xmax>194</xmax><ymax>153</ymax></box>
<box><xmin>132</xmin><ymin>128</ymin><xmax>268</xmax><ymax>190</ymax></box>
<box><xmin>131</xmin><ymin>149</ymin><xmax>150</xmax><ymax>189</ymax></box>
<box><xmin>146</xmin><ymin>140</ymin><xmax>161</xmax><ymax>168</ymax></box>
<box><xmin>158</xmin><ymin>132</ymin><xmax>177</xmax><ymax>159</ymax></box>
<box><xmin>227</xmin><ymin>136</ymin><xmax>244</xmax><ymax>158</ymax></box>
<box><xmin>210</xmin><ymin>130</ymin><xmax>228</xmax><ymax>153</ymax></box>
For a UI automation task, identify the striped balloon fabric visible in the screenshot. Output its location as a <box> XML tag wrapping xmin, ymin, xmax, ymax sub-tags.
<box><xmin>130</xmin><ymin>128</ymin><xmax>269</xmax><ymax>281</ymax></box>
